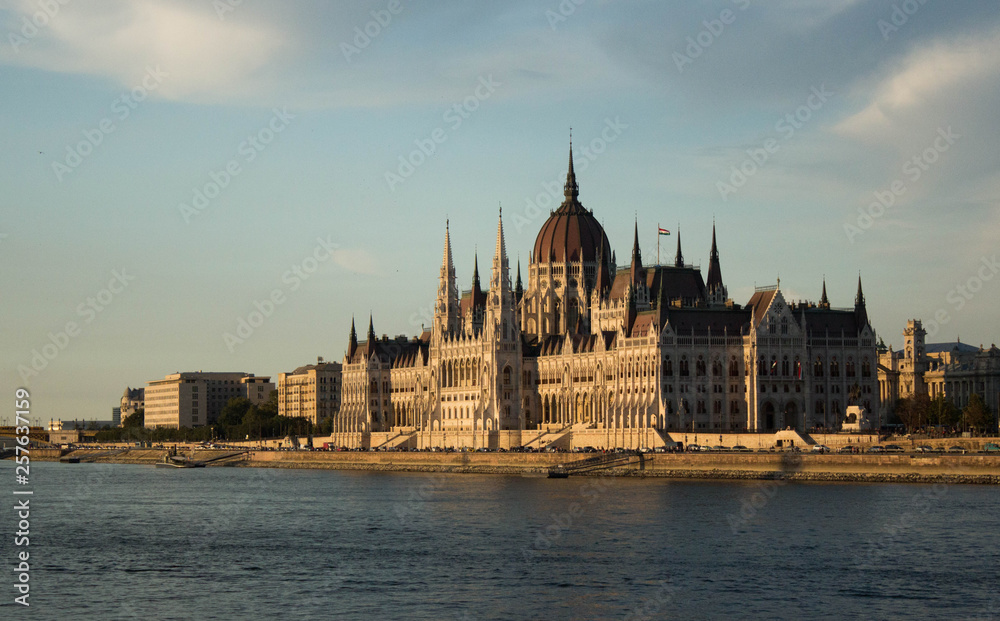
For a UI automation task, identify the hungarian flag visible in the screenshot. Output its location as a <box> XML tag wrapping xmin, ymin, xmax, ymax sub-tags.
<box><xmin>770</xmin><ymin>360</ymin><xmax>777</xmax><ymax>375</ymax></box>
<box><xmin>796</xmin><ymin>361</ymin><xmax>802</xmax><ymax>380</ymax></box>
<box><xmin>658</xmin><ymin>227</ymin><xmax>671</xmax><ymax>236</ymax></box>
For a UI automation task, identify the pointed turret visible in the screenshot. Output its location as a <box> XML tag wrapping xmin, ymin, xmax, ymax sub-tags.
<box><xmin>434</xmin><ymin>220</ymin><xmax>460</xmax><ymax>335</ymax></box>
<box><xmin>594</xmin><ymin>241</ymin><xmax>611</xmax><ymax>296</ymax></box>
<box><xmin>564</xmin><ymin>140</ymin><xmax>579</xmax><ymax>204</ymax></box>
<box><xmin>514</xmin><ymin>259</ymin><xmax>523</xmax><ymax>305</ymax></box>
<box><xmin>674</xmin><ymin>228</ymin><xmax>684</xmax><ymax>268</ymax></box>
<box><xmin>819</xmin><ymin>277</ymin><xmax>830</xmax><ymax>309</ymax></box>
<box><xmin>348</xmin><ymin>316</ymin><xmax>358</xmax><ymax>358</ymax></box>
<box><xmin>489</xmin><ymin>207</ymin><xmax>510</xmax><ymax>297</ymax></box>
<box><xmin>706</xmin><ymin>223</ymin><xmax>723</xmax><ymax>294</ymax></box>
<box><xmin>472</xmin><ymin>252</ymin><xmax>482</xmax><ymax>293</ymax></box>
<box><xmin>854</xmin><ymin>275</ymin><xmax>869</xmax><ymax>330</ymax></box>
<box><xmin>630</xmin><ymin>219</ymin><xmax>643</xmax><ymax>284</ymax></box>
<box><xmin>367</xmin><ymin>314</ymin><xmax>376</xmax><ymax>342</ymax></box>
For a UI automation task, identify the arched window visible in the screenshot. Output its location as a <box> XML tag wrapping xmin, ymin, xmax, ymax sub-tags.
<box><xmin>696</xmin><ymin>357</ymin><xmax>706</xmax><ymax>377</ymax></box>
<box><xmin>679</xmin><ymin>356</ymin><xmax>690</xmax><ymax>377</ymax></box>
<box><xmin>781</xmin><ymin>356</ymin><xmax>790</xmax><ymax>376</ymax></box>
<box><xmin>830</xmin><ymin>357</ymin><xmax>840</xmax><ymax>378</ymax></box>
<box><xmin>814</xmin><ymin>357</ymin><xmax>823</xmax><ymax>377</ymax></box>
<box><xmin>846</xmin><ymin>357</ymin><xmax>856</xmax><ymax>378</ymax></box>
<box><xmin>729</xmin><ymin>356</ymin><xmax>739</xmax><ymax>377</ymax></box>
<box><xmin>503</xmin><ymin>367</ymin><xmax>511</xmax><ymax>386</ymax></box>
<box><xmin>861</xmin><ymin>358</ymin><xmax>872</xmax><ymax>378</ymax></box>
<box><xmin>662</xmin><ymin>356</ymin><xmax>673</xmax><ymax>377</ymax></box>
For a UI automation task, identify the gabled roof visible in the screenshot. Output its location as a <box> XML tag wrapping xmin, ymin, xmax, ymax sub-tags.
<box><xmin>649</xmin><ymin>266</ymin><xmax>708</xmax><ymax>306</ymax></box>
<box><xmin>746</xmin><ymin>288</ymin><xmax>777</xmax><ymax>326</ymax></box>
<box><xmin>802</xmin><ymin>309</ymin><xmax>865</xmax><ymax>336</ymax></box>
<box><xmin>629</xmin><ymin>311</ymin><xmax>657</xmax><ymax>337</ymax></box>
<box><xmin>661</xmin><ymin>308</ymin><xmax>751</xmax><ymax>335</ymax></box>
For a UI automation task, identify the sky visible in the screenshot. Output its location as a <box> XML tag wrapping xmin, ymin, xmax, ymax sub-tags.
<box><xmin>1</xmin><ymin>0</ymin><xmax>998</xmax><ymax>425</ymax></box>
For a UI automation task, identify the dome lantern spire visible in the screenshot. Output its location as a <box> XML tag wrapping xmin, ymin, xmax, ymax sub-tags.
<box><xmin>563</xmin><ymin>131</ymin><xmax>579</xmax><ymax>204</ymax></box>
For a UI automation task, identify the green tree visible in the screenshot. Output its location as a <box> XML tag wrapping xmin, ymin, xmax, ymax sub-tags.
<box><xmin>122</xmin><ymin>409</ymin><xmax>145</xmax><ymax>428</ymax></box>
<box><xmin>928</xmin><ymin>395</ymin><xmax>960</xmax><ymax>427</ymax></box>
<box><xmin>963</xmin><ymin>394</ymin><xmax>993</xmax><ymax>434</ymax></box>
<box><xmin>219</xmin><ymin>398</ymin><xmax>253</xmax><ymax>428</ymax></box>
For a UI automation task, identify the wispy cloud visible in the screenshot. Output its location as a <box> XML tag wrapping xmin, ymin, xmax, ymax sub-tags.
<box><xmin>0</xmin><ymin>0</ymin><xmax>286</xmax><ymax>103</ymax></box>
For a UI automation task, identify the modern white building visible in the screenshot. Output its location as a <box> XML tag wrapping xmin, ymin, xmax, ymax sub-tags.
<box><xmin>144</xmin><ymin>372</ymin><xmax>274</xmax><ymax>429</ymax></box>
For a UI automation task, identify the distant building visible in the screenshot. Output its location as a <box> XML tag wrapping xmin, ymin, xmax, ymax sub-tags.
<box><xmin>144</xmin><ymin>372</ymin><xmax>274</xmax><ymax>429</ymax></box>
<box><xmin>112</xmin><ymin>407</ymin><xmax>121</xmax><ymax>427</ymax></box>
<box><xmin>277</xmin><ymin>359</ymin><xmax>342</xmax><ymax>425</ymax></box>
<box><xmin>878</xmin><ymin>319</ymin><xmax>1000</xmax><ymax>427</ymax></box>
<box><xmin>120</xmin><ymin>387</ymin><xmax>144</xmax><ymax>424</ymax></box>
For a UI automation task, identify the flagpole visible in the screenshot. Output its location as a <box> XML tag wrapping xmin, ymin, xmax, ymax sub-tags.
<box><xmin>657</xmin><ymin>222</ymin><xmax>660</xmax><ymax>266</ymax></box>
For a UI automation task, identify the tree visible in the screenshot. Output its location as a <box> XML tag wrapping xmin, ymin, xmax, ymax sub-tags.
<box><xmin>122</xmin><ymin>409</ymin><xmax>144</xmax><ymax>428</ymax></box>
<box><xmin>963</xmin><ymin>394</ymin><xmax>993</xmax><ymax>434</ymax></box>
<box><xmin>895</xmin><ymin>392</ymin><xmax>930</xmax><ymax>431</ymax></box>
<box><xmin>928</xmin><ymin>396</ymin><xmax>959</xmax><ymax>427</ymax></box>
<box><xmin>218</xmin><ymin>398</ymin><xmax>253</xmax><ymax>428</ymax></box>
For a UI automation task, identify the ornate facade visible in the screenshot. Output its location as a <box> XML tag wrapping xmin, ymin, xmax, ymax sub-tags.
<box><xmin>878</xmin><ymin>319</ymin><xmax>1000</xmax><ymax>426</ymax></box>
<box><xmin>333</xmin><ymin>148</ymin><xmax>878</xmax><ymax>446</ymax></box>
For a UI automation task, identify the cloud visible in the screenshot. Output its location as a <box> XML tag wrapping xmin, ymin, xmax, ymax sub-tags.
<box><xmin>331</xmin><ymin>247</ymin><xmax>380</xmax><ymax>276</ymax></box>
<box><xmin>0</xmin><ymin>0</ymin><xmax>286</xmax><ymax>103</ymax></box>
<box><xmin>835</xmin><ymin>29</ymin><xmax>1000</xmax><ymax>145</ymax></box>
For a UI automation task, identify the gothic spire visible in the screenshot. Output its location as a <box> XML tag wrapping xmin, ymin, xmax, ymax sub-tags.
<box><xmin>594</xmin><ymin>240</ymin><xmax>611</xmax><ymax>295</ymax></box>
<box><xmin>515</xmin><ymin>259</ymin><xmax>523</xmax><ymax>303</ymax></box>
<box><xmin>854</xmin><ymin>274</ymin><xmax>869</xmax><ymax>330</ymax></box>
<box><xmin>472</xmin><ymin>251</ymin><xmax>481</xmax><ymax>292</ymax></box>
<box><xmin>630</xmin><ymin>219</ymin><xmax>643</xmax><ymax>284</ymax></box>
<box><xmin>348</xmin><ymin>316</ymin><xmax>358</xmax><ymax>358</ymax></box>
<box><xmin>674</xmin><ymin>227</ymin><xmax>684</xmax><ymax>268</ymax></box>
<box><xmin>367</xmin><ymin>314</ymin><xmax>376</xmax><ymax>342</ymax></box>
<box><xmin>705</xmin><ymin>222</ymin><xmax>723</xmax><ymax>294</ymax></box>
<box><xmin>564</xmin><ymin>135</ymin><xmax>578</xmax><ymax>203</ymax></box>
<box><xmin>489</xmin><ymin>207</ymin><xmax>510</xmax><ymax>297</ymax></box>
<box><xmin>819</xmin><ymin>277</ymin><xmax>830</xmax><ymax>309</ymax></box>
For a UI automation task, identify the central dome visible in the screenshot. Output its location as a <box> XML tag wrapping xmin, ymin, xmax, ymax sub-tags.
<box><xmin>532</xmin><ymin>149</ymin><xmax>611</xmax><ymax>264</ymax></box>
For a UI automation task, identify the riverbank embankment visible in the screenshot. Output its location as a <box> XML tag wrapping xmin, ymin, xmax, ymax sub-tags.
<box><xmin>22</xmin><ymin>447</ymin><xmax>1000</xmax><ymax>484</ymax></box>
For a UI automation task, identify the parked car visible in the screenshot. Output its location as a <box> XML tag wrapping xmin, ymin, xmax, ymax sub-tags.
<box><xmin>983</xmin><ymin>443</ymin><xmax>1000</xmax><ymax>453</ymax></box>
<box><xmin>915</xmin><ymin>445</ymin><xmax>934</xmax><ymax>453</ymax></box>
<box><xmin>732</xmin><ymin>445</ymin><xmax>751</xmax><ymax>452</ymax></box>
<box><xmin>811</xmin><ymin>445</ymin><xmax>830</xmax><ymax>453</ymax></box>
<box><xmin>686</xmin><ymin>444</ymin><xmax>702</xmax><ymax>452</ymax></box>
<box><xmin>883</xmin><ymin>445</ymin><xmax>905</xmax><ymax>453</ymax></box>
<box><xmin>947</xmin><ymin>446</ymin><xmax>966</xmax><ymax>454</ymax></box>
<box><xmin>866</xmin><ymin>446</ymin><xmax>885</xmax><ymax>454</ymax></box>
<box><xmin>838</xmin><ymin>446</ymin><xmax>859</xmax><ymax>454</ymax></box>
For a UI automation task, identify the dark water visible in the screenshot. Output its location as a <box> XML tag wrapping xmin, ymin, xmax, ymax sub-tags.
<box><xmin>1</xmin><ymin>461</ymin><xmax>999</xmax><ymax>620</ymax></box>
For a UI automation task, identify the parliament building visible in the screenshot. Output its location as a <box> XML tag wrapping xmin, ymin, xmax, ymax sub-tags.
<box><xmin>330</xmin><ymin>148</ymin><xmax>879</xmax><ymax>448</ymax></box>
